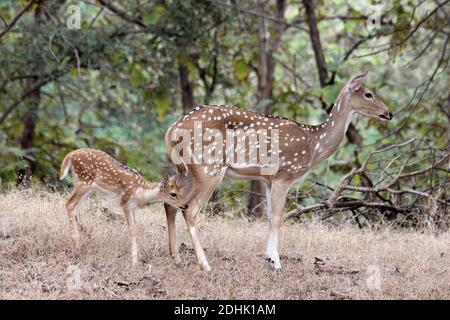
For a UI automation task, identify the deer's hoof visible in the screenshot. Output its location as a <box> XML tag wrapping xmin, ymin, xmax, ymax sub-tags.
<box><xmin>266</xmin><ymin>257</ymin><xmax>282</xmax><ymax>272</ymax></box>
<box><xmin>201</xmin><ymin>262</ymin><xmax>212</xmax><ymax>273</ymax></box>
<box><xmin>173</xmin><ymin>256</ymin><xmax>182</xmax><ymax>265</ymax></box>
<box><xmin>73</xmin><ymin>237</ymin><xmax>84</xmax><ymax>251</ymax></box>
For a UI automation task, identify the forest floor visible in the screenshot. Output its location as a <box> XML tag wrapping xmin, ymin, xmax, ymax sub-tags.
<box><xmin>1</xmin><ymin>188</ymin><xmax>450</xmax><ymax>300</ymax></box>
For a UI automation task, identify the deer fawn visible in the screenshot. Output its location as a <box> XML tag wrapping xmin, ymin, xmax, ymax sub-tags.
<box><xmin>164</xmin><ymin>72</ymin><xmax>393</xmax><ymax>272</ymax></box>
<box><xmin>60</xmin><ymin>148</ymin><xmax>188</xmax><ymax>266</ymax></box>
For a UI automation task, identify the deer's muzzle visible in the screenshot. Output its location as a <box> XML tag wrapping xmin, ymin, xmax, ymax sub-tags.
<box><xmin>379</xmin><ymin>111</ymin><xmax>393</xmax><ymax>120</ymax></box>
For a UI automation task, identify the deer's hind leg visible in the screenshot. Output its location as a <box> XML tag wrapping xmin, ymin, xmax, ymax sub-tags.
<box><xmin>65</xmin><ymin>185</ymin><xmax>93</xmax><ymax>249</ymax></box>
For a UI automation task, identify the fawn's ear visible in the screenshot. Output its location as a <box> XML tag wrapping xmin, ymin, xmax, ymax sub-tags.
<box><xmin>347</xmin><ymin>71</ymin><xmax>368</xmax><ymax>94</ymax></box>
<box><xmin>159</xmin><ymin>175</ymin><xmax>169</xmax><ymax>191</ymax></box>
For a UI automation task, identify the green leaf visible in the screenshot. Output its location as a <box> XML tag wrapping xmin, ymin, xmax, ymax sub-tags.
<box><xmin>352</xmin><ymin>174</ymin><xmax>361</xmax><ymax>186</ymax></box>
<box><xmin>364</xmin><ymin>126</ymin><xmax>380</xmax><ymax>145</ymax></box>
<box><xmin>130</xmin><ymin>66</ymin><xmax>149</xmax><ymax>87</ymax></box>
<box><xmin>156</xmin><ymin>94</ymin><xmax>170</xmax><ymax>121</ymax></box>
<box><xmin>322</xmin><ymin>83</ymin><xmax>341</xmax><ymax>105</ymax></box>
<box><xmin>143</xmin><ymin>4</ymin><xmax>165</xmax><ymax>25</ymax></box>
<box><xmin>255</xmin><ymin>99</ymin><xmax>272</xmax><ymax>110</ymax></box>
<box><xmin>233</xmin><ymin>57</ymin><xmax>250</xmax><ymax>81</ymax></box>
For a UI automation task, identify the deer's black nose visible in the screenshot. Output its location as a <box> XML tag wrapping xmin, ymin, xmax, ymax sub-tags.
<box><xmin>379</xmin><ymin>111</ymin><xmax>393</xmax><ymax>120</ymax></box>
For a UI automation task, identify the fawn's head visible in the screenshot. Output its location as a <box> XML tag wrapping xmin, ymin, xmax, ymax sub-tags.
<box><xmin>158</xmin><ymin>175</ymin><xmax>189</xmax><ymax>210</ymax></box>
<box><xmin>345</xmin><ymin>72</ymin><xmax>393</xmax><ymax>121</ymax></box>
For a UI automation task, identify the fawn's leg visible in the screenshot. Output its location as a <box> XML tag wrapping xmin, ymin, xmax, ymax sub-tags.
<box><xmin>65</xmin><ymin>185</ymin><xmax>92</xmax><ymax>248</ymax></box>
<box><xmin>122</xmin><ymin>204</ymin><xmax>139</xmax><ymax>266</ymax></box>
<box><xmin>164</xmin><ymin>203</ymin><xmax>180</xmax><ymax>263</ymax></box>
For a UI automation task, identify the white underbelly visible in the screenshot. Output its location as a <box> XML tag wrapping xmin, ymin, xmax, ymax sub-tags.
<box><xmin>225</xmin><ymin>167</ymin><xmax>269</xmax><ymax>183</ymax></box>
<box><xmin>91</xmin><ymin>182</ymin><xmax>122</xmax><ymax>200</ymax></box>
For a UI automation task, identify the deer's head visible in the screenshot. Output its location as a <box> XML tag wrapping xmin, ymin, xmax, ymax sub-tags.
<box><xmin>345</xmin><ymin>72</ymin><xmax>393</xmax><ymax>121</ymax></box>
<box><xmin>158</xmin><ymin>175</ymin><xmax>189</xmax><ymax>210</ymax></box>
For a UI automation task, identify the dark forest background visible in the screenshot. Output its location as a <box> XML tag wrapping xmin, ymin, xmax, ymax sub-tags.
<box><xmin>0</xmin><ymin>0</ymin><xmax>449</xmax><ymax>227</ymax></box>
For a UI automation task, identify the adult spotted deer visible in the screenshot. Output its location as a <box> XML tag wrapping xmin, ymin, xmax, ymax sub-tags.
<box><xmin>60</xmin><ymin>148</ymin><xmax>188</xmax><ymax>266</ymax></box>
<box><xmin>164</xmin><ymin>72</ymin><xmax>392</xmax><ymax>272</ymax></box>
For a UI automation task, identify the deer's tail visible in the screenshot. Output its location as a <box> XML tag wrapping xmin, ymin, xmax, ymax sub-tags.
<box><xmin>165</xmin><ymin>126</ymin><xmax>189</xmax><ymax>176</ymax></box>
<box><xmin>60</xmin><ymin>152</ymin><xmax>73</xmax><ymax>180</ymax></box>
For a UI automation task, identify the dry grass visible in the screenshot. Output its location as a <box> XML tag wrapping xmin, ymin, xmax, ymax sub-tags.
<box><xmin>1</xmin><ymin>188</ymin><xmax>450</xmax><ymax>300</ymax></box>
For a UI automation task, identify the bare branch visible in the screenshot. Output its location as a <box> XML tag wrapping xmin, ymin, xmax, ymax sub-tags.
<box><xmin>205</xmin><ymin>0</ymin><xmax>308</xmax><ymax>33</ymax></box>
<box><xmin>355</xmin><ymin>0</ymin><xmax>450</xmax><ymax>58</ymax></box>
<box><xmin>288</xmin><ymin>139</ymin><xmax>450</xmax><ymax>221</ymax></box>
<box><xmin>287</xmin><ymin>200</ymin><xmax>410</xmax><ymax>219</ymax></box>
<box><xmin>0</xmin><ymin>0</ymin><xmax>37</xmax><ymax>40</ymax></box>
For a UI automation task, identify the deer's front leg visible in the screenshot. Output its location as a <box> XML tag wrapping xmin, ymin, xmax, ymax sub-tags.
<box><xmin>266</xmin><ymin>180</ymin><xmax>290</xmax><ymax>271</ymax></box>
<box><xmin>164</xmin><ymin>203</ymin><xmax>180</xmax><ymax>263</ymax></box>
<box><xmin>123</xmin><ymin>205</ymin><xmax>139</xmax><ymax>266</ymax></box>
<box><xmin>179</xmin><ymin>169</ymin><xmax>225</xmax><ymax>272</ymax></box>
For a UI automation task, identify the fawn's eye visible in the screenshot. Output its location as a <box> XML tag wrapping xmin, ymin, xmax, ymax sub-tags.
<box><xmin>364</xmin><ymin>92</ymin><xmax>373</xmax><ymax>99</ymax></box>
<box><xmin>170</xmin><ymin>192</ymin><xmax>177</xmax><ymax>198</ymax></box>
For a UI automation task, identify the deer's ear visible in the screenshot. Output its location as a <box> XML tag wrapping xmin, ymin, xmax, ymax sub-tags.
<box><xmin>159</xmin><ymin>175</ymin><xmax>169</xmax><ymax>191</ymax></box>
<box><xmin>347</xmin><ymin>71</ymin><xmax>368</xmax><ymax>94</ymax></box>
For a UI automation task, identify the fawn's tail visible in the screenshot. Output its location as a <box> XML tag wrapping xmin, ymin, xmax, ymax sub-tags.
<box><xmin>60</xmin><ymin>152</ymin><xmax>73</xmax><ymax>180</ymax></box>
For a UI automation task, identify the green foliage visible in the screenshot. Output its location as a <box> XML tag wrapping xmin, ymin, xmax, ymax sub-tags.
<box><xmin>0</xmin><ymin>0</ymin><xmax>448</xmax><ymax>222</ymax></box>
<box><xmin>233</xmin><ymin>57</ymin><xmax>250</xmax><ymax>81</ymax></box>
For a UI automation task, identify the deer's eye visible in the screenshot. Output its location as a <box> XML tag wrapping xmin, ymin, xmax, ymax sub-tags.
<box><xmin>170</xmin><ymin>192</ymin><xmax>177</xmax><ymax>198</ymax></box>
<box><xmin>364</xmin><ymin>92</ymin><xmax>373</xmax><ymax>99</ymax></box>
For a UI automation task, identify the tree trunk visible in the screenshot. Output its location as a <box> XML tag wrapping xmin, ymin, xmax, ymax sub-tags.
<box><xmin>17</xmin><ymin>82</ymin><xmax>40</xmax><ymax>186</ymax></box>
<box><xmin>247</xmin><ymin>0</ymin><xmax>286</xmax><ymax>217</ymax></box>
<box><xmin>302</xmin><ymin>0</ymin><xmax>363</xmax><ymax>146</ymax></box>
<box><xmin>445</xmin><ymin>93</ymin><xmax>450</xmax><ymax>148</ymax></box>
<box><xmin>17</xmin><ymin>1</ymin><xmax>45</xmax><ymax>186</ymax></box>
<box><xmin>302</xmin><ymin>0</ymin><xmax>327</xmax><ymax>87</ymax></box>
<box><xmin>166</xmin><ymin>61</ymin><xmax>196</xmax><ymax>174</ymax></box>
<box><xmin>178</xmin><ymin>62</ymin><xmax>196</xmax><ymax>111</ymax></box>
<box><xmin>178</xmin><ymin>59</ymin><xmax>225</xmax><ymax>213</ymax></box>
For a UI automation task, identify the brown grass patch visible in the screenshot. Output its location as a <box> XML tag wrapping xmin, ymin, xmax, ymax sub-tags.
<box><xmin>1</xmin><ymin>188</ymin><xmax>450</xmax><ymax>299</ymax></box>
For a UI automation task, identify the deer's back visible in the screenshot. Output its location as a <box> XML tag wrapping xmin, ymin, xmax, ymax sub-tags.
<box><xmin>69</xmin><ymin>148</ymin><xmax>147</xmax><ymax>196</ymax></box>
<box><xmin>165</xmin><ymin>105</ymin><xmax>314</xmax><ymax>178</ymax></box>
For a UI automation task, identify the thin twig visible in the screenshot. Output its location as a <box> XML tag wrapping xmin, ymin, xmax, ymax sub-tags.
<box><xmin>0</xmin><ymin>0</ymin><xmax>37</xmax><ymax>39</ymax></box>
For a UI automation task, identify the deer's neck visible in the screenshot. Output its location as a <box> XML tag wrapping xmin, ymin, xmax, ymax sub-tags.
<box><xmin>137</xmin><ymin>182</ymin><xmax>161</xmax><ymax>206</ymax></box>
<box><xmin>310</xmin><ymin>93</ymin><xmax>354</xmax><ymax>166</ymax></box>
